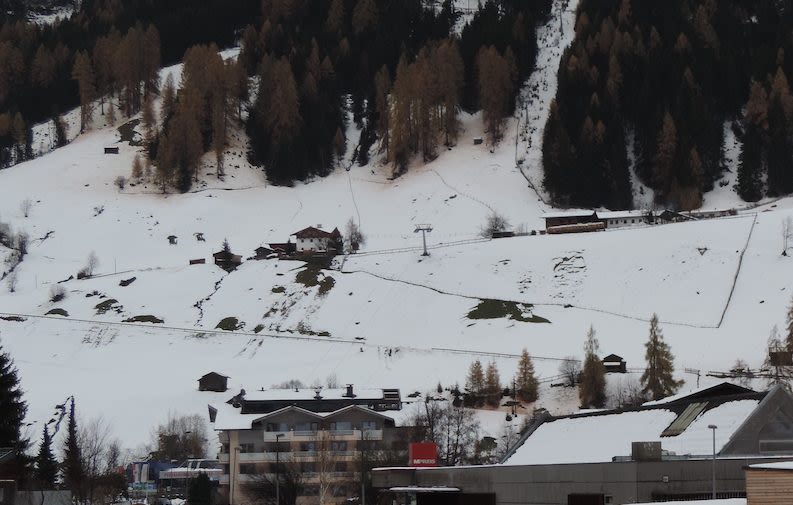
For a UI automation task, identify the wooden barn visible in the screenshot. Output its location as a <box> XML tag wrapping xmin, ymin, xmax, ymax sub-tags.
<box><xmin>213</xmin><ymin>249</ymin><xmax>242</xmax><ymax>272</ymax></box>
<box><xmin>253</xmin><ymin>246</ymin><xmax>274</xmax><ymax>260</ymax></box>
<box><xmin>198</xmin><ymin>372</ymin><xmax>229</xmax><ymax>392</ymax></box>
<box><xmin>542</xmin><ymin>211</ymin><xmax>599</xmax><ymax>230</ymax></box>
<box><xmin>601</xmin><ymin>354</ymin><xmax>627</xmax><ymax>373</ymax></box>
<box><xmin>267</xmin><ymin>241</ymin><xmax>296</xmax><ymax>257</ymax></box>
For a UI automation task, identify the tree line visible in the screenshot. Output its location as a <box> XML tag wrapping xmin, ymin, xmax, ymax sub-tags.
<box><xmin>543</xmin><ymin>0</ymin><xmax>793</xmax><ymax>211</ymax></box>
<box><xmin>0</xmin><ymin>0</ymin><xmax>259</xmax><ymax>167</ymax></box>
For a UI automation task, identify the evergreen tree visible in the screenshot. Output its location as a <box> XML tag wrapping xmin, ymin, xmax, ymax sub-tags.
<box><xmin>72</xmin><ymin>51</ymin><xmax>96</xmax><ymax>132</ymax></box>
<box><xmin>640</xmin><ymin>314</ymin><xmax>682</xmax><ymax>400</ymax></box>
<box><xmin>785</xmin><ymin>294</ymin><xmax>793</xmax><ymax>352</ymax></box>
<box><xmin>515</xmin><ymin>348</ymin><xmax>539</xmax><ymax>403</ymax></box>
<box><xmin>0</xmin><ymin>341</ymin><xmax>29</xmax><ymax>483</ymax></box>
<box><xmin>188</xmin><ymin>472</ymin><xmax>212</xmax><ymax>505</ymax></box>
<box><xmin>653</xmin><ymin>112</ymin><xmax>677</xmax><ymax>202</ymax></box>
<box><xmin>737</xmin><ymin>126</ymin><xmax>763</xmax><ymax>202</ymax></box>
<box><xmin>34</xmin><ymin>426</ymin><xmax>58</xmax><ymax>489</ymax></box>
<box><xmin>466</xmin><ymin>360</ymin><xmax>484</xmax><ymax>394</ymax></box>
<box><xmin>476</xmin><ymin>45</ymin><xmax>513</xmax><ymax>146</ymax></box>
<box><xmin>62</xmin><ymin>397</ymin><xmax>84</xmax><ymax>502</ymax></box>
<box><xmin>131</xmin><ymin>155</ymin><xmax>143</xmax><ymax>180</ymax></box>
<box><xmin>579</xmin><ymin>325</ymin><xmax>606</xmax><ymax>408</ymax></box>
<box><xmin>484</xmin><ymin>360</ymin><xmax>501</xmax><ymax>406</ymax></box>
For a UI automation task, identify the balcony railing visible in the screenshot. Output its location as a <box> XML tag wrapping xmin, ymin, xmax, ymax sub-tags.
<box><xmin>261</xmin><ymin>429</ymin><xmax>383</xmax><ymax>441</ymax></box>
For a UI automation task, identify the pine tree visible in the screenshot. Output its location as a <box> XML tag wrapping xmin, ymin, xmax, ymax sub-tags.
<box><xmin>484</xmin><ymin>360</ymin><xmax>501</xmax><ymax>407</ymax></box>
<box><xmin>62</xmin><ymin>397</ymin><xmax>84</xmax><ymax>502</ymax></box>
<box><xmin>476</xmin><ymin>46</ymin><xmax>513</xmax><ymax>146</ymax></box>
<box><xmin>640</xmin><ymin>314</ymin><xmax>682</xmax><ymax>400</ymax></box>
<box><xmin>160</xmin><ymin>74</ymin><xmax>176</xmax><ymax>124</ymax></box>
<box><xmin>188</xmin><ymin>472</ymin><xmax>212</xmax><ymax>505</ymax></box>
<box><xmin>785</xmin><ymin>294</ymin><xmax>793</xmax><ymax>352</ymax></box>
<box><xmin>131</xmin><ymin>155</ymin><xmax>143</xmax><ymax>180</ymax></box>
<box><xmin>653</xmin><ymin>112</ymin><xmax>677</xmax><ymax>202</ymax></box>
<box><xmin>579</xmin><ymin>325</ymin><xmax>606</xmax><ymax>408</ymax></box>
<box><xmin>515</xmin><ymin>348</ymin><xmax>539</xmax><ymax>403</ymax></box>
<box><xmin>72</xmin><ymin>51</ymin><xmax>96</xmax><ymax>132</ymax></box>
<box><xmin>737</xmin><ymin>126</ymin><xmax>763</xmax><ymax>202</ymax></box>
<box><xmin>0</xmin><ymin>341</ymin><xmax>29</xmax><ymax>483</ymax></box>
<box><xmin>34</xmin><ymin>426</ymin><xmax>58</xmax><ymax>489</ymax></box>
<box><xmin>466</xmin><ymin>360</ymin><xmax>484</xmax><ymax>394</ymax></box>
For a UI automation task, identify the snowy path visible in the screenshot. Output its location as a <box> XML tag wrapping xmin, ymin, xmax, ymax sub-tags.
<box><xmin>515</xmin><ymin>0</ymin><xmax>579</xmax><ymax>201</ymax></box>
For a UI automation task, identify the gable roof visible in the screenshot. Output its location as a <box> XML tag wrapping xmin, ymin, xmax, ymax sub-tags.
<box><xmin>200</xmin><ymin>372</ymin><xmax>229</xmax><ymax>381</ymax></box>
<box><xmin>602</xmin><ymin>354</ymin><xmax>624</xmax><ymax>362</ymax></box>
<box><xmin>642</xmin><ymin>382</ymin><xmax>755</xmax><ymax>406</ymax></box>
<box><xmin>293</xmin><ymin>227</ymin><xmax>339</xmax><ymax>239</ymax></box>
<box><xmin>503</xmin><ymin>383</ymin><xmax>766</xmax><ymax>466</ymax></box>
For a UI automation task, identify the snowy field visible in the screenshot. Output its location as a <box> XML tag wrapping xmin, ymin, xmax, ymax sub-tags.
<box><xmin>0</xmin><ymin>1</ymin><xmax>792</xmax><ymax>456</ymax></box>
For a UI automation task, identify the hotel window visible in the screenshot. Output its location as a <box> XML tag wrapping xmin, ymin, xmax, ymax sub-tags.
<box><xmin>239</xmin><ymin>464</ymin><xmax>256</xmax><ymax>474</ymax></box>
<box><xmin>361</xmin><ymin>421</ymin><xmax>378</xmax><ymax>431</ymax></box>
<box><xmin>239</xmin><ymin>443</ymin><xmax>255</xmax><ymax>453</ymax></box>
<box><xmin>330</xmin><ymin>421</ymin><xmax>352</xmax><ymax>431</ymax></box>
<box><xmin>331</xmin><ymin>441</ymin><xmax>347</xmax><ymax>451</ymax></box>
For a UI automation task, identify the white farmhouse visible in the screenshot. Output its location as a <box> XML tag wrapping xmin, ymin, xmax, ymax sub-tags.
<box><xmin>291</xmin><ymin>226</ymin><xmax>342</xmax><ymax>253</ymax></box>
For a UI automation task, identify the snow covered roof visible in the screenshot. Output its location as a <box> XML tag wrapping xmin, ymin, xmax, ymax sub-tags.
<box><xmin>748</xmin><ymin>461</ymin><xmax>793</xmax><ymax>471</ymax></box>
<box><xmin>242</xmin><ymin>387</ymin><xmax>387</xmax><ymax>402</ymax></box>
<box><xmin>642</xmin><ymin>382</ymin><xmax>755</xmax><ymax>406</ymax></box>
<box><xmin>597</xmin><ymin>210</ymin><xmax>647</xmax><ymax>220</ymax></box>
<box><xmin>504</xmin><ymin>392</ymin><xmax>763</xmax><ymax>466</ymax></box>
<box><xmin>292</xmin><ymin>226</ymin><xmax>341</xmax><ymax>239</ymax></box>
<box><xmin>541</xmin><ymin>210</ymin><xmax>597</xmax><ymax>219</ymax></box>
<box><xmin>210</xmin><ymin>401</ymin><xmax>409</xmax><ymax>430</ymax></box>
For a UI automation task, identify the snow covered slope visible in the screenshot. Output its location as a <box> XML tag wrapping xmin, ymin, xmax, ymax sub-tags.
<box><xmin>2</xmin><ymin>0</ymin><xmax>793</xmax><ymax>453</ymax></box>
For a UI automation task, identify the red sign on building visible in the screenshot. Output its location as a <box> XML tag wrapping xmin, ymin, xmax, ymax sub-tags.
<box><xmin>408</xmin><ymin>442</ymin><xmax>438</xmax><ymax>467</ymax></box>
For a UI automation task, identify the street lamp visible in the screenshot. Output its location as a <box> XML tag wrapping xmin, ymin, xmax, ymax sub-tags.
<box><xmin>275</xmin><ymin>433</ymin><xmax>284</xmax><ymax>505</ymax></box>
<box><xmin>708</xmin><ymin>424</ymin><xmax>718</xmax><ymax>499</ymax></box>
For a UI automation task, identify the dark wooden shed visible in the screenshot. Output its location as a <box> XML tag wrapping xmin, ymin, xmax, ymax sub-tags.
<box><xmin>198</xmin><ymin>372</ymin><xmax>229</xmax><ymax>392</ymax></box>
<box><xmin>601</xmin><ymin>354</ymin><xmax>627</xmax><ymax>373</ymax></box>
<box><xmin>213</xmin><ymin>250</ymin><xmax>242</xmax><ymax>272</ymax></box>
<box><xmin>104</xmin><ymin>146</ymin><xmax>119</xmax><ymax>154</ymax></box>
<box><xmin>253</xmin><ymin>246</ymin><xmax>274</xmax><ymax>260</ymax></box>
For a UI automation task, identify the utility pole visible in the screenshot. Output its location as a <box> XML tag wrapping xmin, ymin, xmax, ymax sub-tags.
<box><xmin>712</xmin><ymin>435</ymin><xmax>717</xmax><ymax>499</ymax></box>
<box><xmin>414</xmin><ymin>224</ymin><xmax>433</xmax><ymax>256</ymax></box>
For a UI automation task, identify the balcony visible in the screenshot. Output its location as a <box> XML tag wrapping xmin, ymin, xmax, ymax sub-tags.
<box><xmin>261</xmin><ymin>429</ymin><xmax>383</xmax><ymax>441</ymax></box>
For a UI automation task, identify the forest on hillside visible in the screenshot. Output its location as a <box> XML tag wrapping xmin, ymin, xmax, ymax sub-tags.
<box><xmin>542</xmin><ymin>0</ymin><xmax>793</xmax><ymax>211</ymax></box>
<box><xmin>0</xmin><ymin>0</ymin><xmax>553</xmax><ymax>191</ymax></box>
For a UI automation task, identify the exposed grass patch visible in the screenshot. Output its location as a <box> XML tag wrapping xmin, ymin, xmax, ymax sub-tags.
<box><xmin>295</xmin><ymin>263</ymin><xmax>335</xmax><ymax>296</ymax></box>
<box><xmin>216</xmin><ymin>317</ymin><xmax>244</xmax><ymax>331</ymax></box>
<box><xmin>46</xmin><ymin>308</ymin><xmax>69</xmax><ymax>317</ymax></box>
<box><xmin>123</xmin><ymin>315</ymin><xmax>163</xmax><ymax>324</ymax></box>
<box><xmin>467</xmin><ymin>299</ymin><xmax>550</xmax><ymax>323</ymax></box>
<box><xmin>253</xmin><ymin>324</ymin><xmax>265</xmax><ymax>334</ymax></box>
<box><xmin>117</xmin><ymin>119</ymin><xmax>143</xmax><ymax>146</ymax></box>
<box><xmin>94</xmin><ymin>299</ymin><xmax>122</xmax><ymax>315</ymax></box>
<box><xmin>318</xmin><ymin>276</ymin><xmax>335</xmax><ymax>296</ymax></box>
<box><xmin>271</xmin><ymin>286</ymin><xmax>286</xmax><ymax>294</ymax></box>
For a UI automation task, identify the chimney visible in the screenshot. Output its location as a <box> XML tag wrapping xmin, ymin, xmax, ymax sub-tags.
<box><xmin>344</xmin><ymin>384</ymin><xmax>356</xmax><ymax>398</ymax></box>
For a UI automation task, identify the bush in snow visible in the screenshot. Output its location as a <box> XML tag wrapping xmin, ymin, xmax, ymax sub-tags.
<box><xmin>49</xmin><ymin>284</ymin><xmax>66</xmax><ymax>302</ymax></box>
<box><xmin>20</xmin><ymin>198</ymin><xmax>32</xmax><ymax>218</ymax></box>
<box><xmin>114</xmin><ymin>176</ymin><xmax>127</xmax><ymax>191</ymax></box>
<box><xmin>78</xmin><ymin>251</ymin><xmax>99</xmax><ymax>279</ymax></box>
<box><xmin>480</xmin><ymin>211</ymin><xmax>510</xmax><ymax>238</ymax></box>
<box><xmin>6</xmin><ymin>271</ymin><xmax>17</xmax><ymax>293</ymax></box>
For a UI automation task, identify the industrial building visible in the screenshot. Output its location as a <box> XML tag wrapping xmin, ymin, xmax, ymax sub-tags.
<box><xmin>372</xmin><ymin>383</ymin><xmax>793</xmax><ymax>505</ymax></box>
